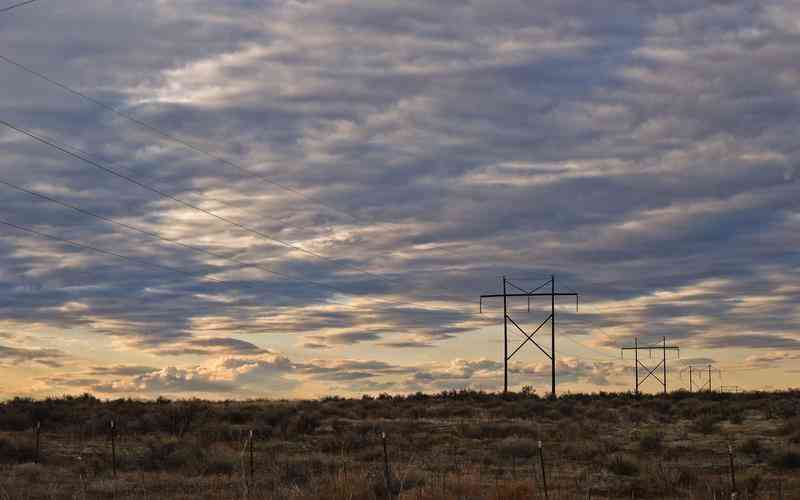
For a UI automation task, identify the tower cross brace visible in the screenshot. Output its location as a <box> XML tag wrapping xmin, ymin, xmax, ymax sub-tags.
<box><xmin>621</xmin><ymin>337</ymin><xmax>680</xmax><ymax>394</ymax></box>
<box><xmin>480</xmin><ymin>275</ymin><xmax>578</xmax><ymax>397</ymax></box>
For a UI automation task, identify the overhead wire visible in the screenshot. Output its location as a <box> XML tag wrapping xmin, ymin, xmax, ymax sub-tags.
<box><xmin>0</xmin><ymin>54</ymin><xmax>358</xmax><ymax>223</ymax></box>
<box><xmin>0</xmin><ymin>176</ymin><xmax>419</xmax><ymax>309</ymax></box>
<box><xmin>0</xmin><ymin>216</ymin><xmax>391</xmax><ymax>314</ymax></box>
<box><xmin>0</xmin><ymin>54</ymin><xmax>507</xmax><ymax>307</ymax></box>
<box><xmin>0</xmin><ymin>117</ymin><xmax>473</xmax><ymax>313</ymax></box>
<box><xmin>0</xmin><ymin>117</ymin><xmax>394</xmax><ymax>287</ymax></box>
<box><xmin>0</xmin><ymin>0</ymin><xmax>38</xmax><ymax>13</ymax></box>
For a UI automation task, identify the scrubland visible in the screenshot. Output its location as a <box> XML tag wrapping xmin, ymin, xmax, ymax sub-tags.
<box><xmin>0</xmin><ymin>390</ymin><xmax>798</xmax><ymax>499</ymax></box>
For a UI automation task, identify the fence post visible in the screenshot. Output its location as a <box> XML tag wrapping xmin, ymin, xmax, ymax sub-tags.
<box><xmin>249</xmin><ymin>429</ymin><xmax>255</xmax><ymax>486</ymax></box>
<box><xmin>728</xmin><ymin>443</ymin><xmax>737</xmax><ymax>498</ymax></box>
<box><xmin>34</xmin><ymin>421</ymin><xmax>41</xmax><ymax>464</ymax></box>
<box><xmin>110</xmin><ymin>419</ymin><xmax>116</xmax><ymax>478</ymax></box>
<box><xmin>380</xmin><ymin>431</ymin><xmax>395</xmax><ymax>499</ymax></box>
<box><xmin>538</xmin><ymin>440</ymin><xmax>549</xmax><ymax>499</ymax></box>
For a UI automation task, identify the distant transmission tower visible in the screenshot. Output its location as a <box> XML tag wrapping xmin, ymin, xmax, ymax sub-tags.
<box><xmin>479</xmin><ymin>275</ymin><xmax>578</xmax><ymax>397</ymax></box>
<box><xmin>621</xmin><ymin>337</ymin><xmax>680</xmax><ymax>394</ymax></box>
<box><xmin>684</xmin><ymin>364</ymin><xmax>721</xmax><ymax>392</ymax></box>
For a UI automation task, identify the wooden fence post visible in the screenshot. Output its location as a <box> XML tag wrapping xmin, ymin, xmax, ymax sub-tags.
<box><xmin>728</xmin><ymin>443</ymin><xmax>737</xmax><ymax>498</ymax></box>
<box><xmin>538</xmin><ymin>440</ymin><xmax>548</xmax><ymax>499</ymax></box>
<box><xmin>249</xmin><ymin>429</ymin><xmax>255</xmax><ymax>486</ymax></box>
<box><xmin>380</xmin><ymin>431</ymin><xmax>396</xmax><ymax>499</ymax></box>
<box><xmin>34</xmin><ymin>421</ymin><xmax>41</xmax><ymax>463</ymax></box>
<box><xmin>109</xmin><ymin>419</ymin><xmax>116</xmax><ymax>478</ymax></box>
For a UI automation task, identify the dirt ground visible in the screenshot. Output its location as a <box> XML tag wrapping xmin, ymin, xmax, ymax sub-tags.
<box><xmin>0</xmin><ymin>390</ymin><xmax>797</xmax><ymax>499</ymax></box>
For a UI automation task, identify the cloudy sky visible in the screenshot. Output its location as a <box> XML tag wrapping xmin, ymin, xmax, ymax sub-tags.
<box><xmin>0</xmin><ymin>0</ymin><xmax>798</xmax><ymax>399</ymax></box>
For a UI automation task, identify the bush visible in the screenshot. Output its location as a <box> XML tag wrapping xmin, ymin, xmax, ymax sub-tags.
<box><xmin>742</xmin><ymin>472</ymin><xmax>763</xmax><ymax>497</ymax></box>
<box><xmin>203</xmin><ymin>445</ymin><xmax>237</xmax><ymax>476</ymax></box>
<box><xmin>674</xmin><ymin>465</ymin><xmax>699</xmax><ymax>488</ymax></box>
<box><xmin>739</xmin><ymin>437</ymin><xmax>762</xmax><ymax>456</ymax></box>
<box><xmin>139</xmin><ymin>438</ymin><xmax>178</xmax><ymax>471</ymax></box>
<box><xmin>639</xmin><ymin>430</ymin><xmax>663</xmax><ymax>451</ymax></box>
<box><xmin>691</xmin><ymin>415</ymin><xmax>720</xmax><ymax>434</ymax></box>
<box><xmin>11</xmin><ymin>462</ymin><xmax>45</xmax><ymax>481</ymax></box>
<box><xmin>497</xmin><ymin>437</ymin><xmax>539</xmax><ymax>459</ymax></box>
<box><xmin>0</xmin><ymin>436</ymin><xmax>37</xmax><ymax>463</ymax></box>
<box><xmin>770</xmin><ymin>449</ymin><xmax>800</xmax><ymax>469</ymax></box>
<box><xmin>608</xmin><ymin>455</ymin><xmax>639</xmax><ymax>476</ymax></box>
<box><xmin>288</xmin><ymin>412</ymin><xmax>320</xmax><ymax>436</ymax></box>
<box><xmin>0</xmin><ymin>409</ymin><xmax>31</xmax><ymax>431</ymax></box>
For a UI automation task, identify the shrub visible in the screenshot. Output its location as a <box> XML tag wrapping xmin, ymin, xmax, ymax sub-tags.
<box><xmin>204</xmin><ymin>445</ymin><xmax>237</xmax><ymax>476</ymax></box>
<box><xmin>779</xmin><ymin>416</ymin><xmax>800</xmax><ymax>436</ymax></box>
<box><xmin>608</xmin><ymin>455</ymin><xmax>639</xmax><ymax>476</ymax></box>
<box><xmin>691</xmin><ymin>414</ymin><xmax>720</xmax><ymax>434</ymax></box>
<box><xmin>739</xmin><ymin>437</ymin><xmax>762</xmax><ymax>457</ymax></box>
<box><xmin>139</xmin><ymin>438</ymin><xmax>178</xmax><ymax>471</ymax></box>
<box><xmin>0</xmin><ymin>436</ymin><xmax>37</xmax><ymax>463</ymax></box>
<box><xmin>639</xmin><ymin>430</ymin><xmax>663</xmax><ymax>451</ymax></box>
<box><xmin>11</xmin><ymin>462</ymin><xmax>45</xmax><ymax>481</ymax></box>
<box><xmin>0</xmin><ymin>409</ymin><xmax>31</xmax><ymax>431</ymax></box>
<box><xmin>770</xmin><ymin>449</ymin><xmax>800</xmax><ymax>469</ymax></box>
<box><xmin>497</xmin><ymin>437</ymin><xmax>539</xmax><ymax>459</ymax></box>
<box><xmin>288</xmin><ymin>412</ymin><xmax>320</xmax><ymax>436</ymax></box>
<box><xmin>674</xmin><ymin>465</ymin><xmax>699</xmax><ymax>488</ymax></box>
<box><xmin>462</xmin><ymin>421</ymin><xmax>537</xmax><ymax>440</ymax></box>
<box><xmin>742</xmin><ymin>472</ymin><xmax>763</xmax><ymax>497</ymax></box>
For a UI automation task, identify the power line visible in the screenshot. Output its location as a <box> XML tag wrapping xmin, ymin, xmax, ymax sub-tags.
<box><xmin>0</xmin><ymin>218</ymin><xmax>225</xmax><ymax>288</ymax></box>
<box><xmin>0</xmin><ymin>177</ymin><xmax>407</xmax><ymax>308</ymax></box>
<box><xmin>0</xmin><ymin>54</ymin><xmax>483</xmax><ymax>306</ymax></box>
<box><xmin>0</xmin><ymin>118</ymin><xmax>472</xmax><ymax>312</ymax></box>
<box><xmin>0</xmin><ymin>118</ymin><xmax>374</xmax><ymax>280</ymax></box>
<box><xmin>0</xmin><ymin>215</ymin><xmax>390</xmax><ymax>315</ymax></box>
<box><xmin>562</xmin><ymin>332</ymin><xmax>620</xmax><ymax>361</ymax></box>
<box><xmin>0</xmin><ymin>216</ymin><xmax>493</xmax><ymax>351</ymax></box>
<box><xmin>0</xmin><ymin>54</ymin><xmax>358</xmax><ymax>223</ymax></box>
<box><xmin>0</xmin><ymin>0</ymin><xmax>38</xmax><ymax>13</ymax></box>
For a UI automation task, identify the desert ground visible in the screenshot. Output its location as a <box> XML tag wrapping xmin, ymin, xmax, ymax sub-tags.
<box><xmin>0</xmin><ymin>390</ymin><xmax>798</xmax><ymax>499</ymax></box>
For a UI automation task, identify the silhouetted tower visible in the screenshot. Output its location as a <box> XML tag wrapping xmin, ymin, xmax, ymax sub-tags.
<box><xmin>480</xmin><ymin>275</ymin><xmax>578</xmax><ymax>397</ymax></box>
<box><xmin>621</xmin><ymin>336</ymin><xmax>680</xmax><ymax>394</ymax></box>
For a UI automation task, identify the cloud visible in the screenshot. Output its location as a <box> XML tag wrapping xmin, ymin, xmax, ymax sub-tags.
<box><xmin>0</xmin><ymin>343</ymin><xmax>66</xmax><ymax>367</ymax></box>
<box><xmin>701</xmin><ymin>335</ymin><xmax>800</xmax><ymax>350</ymax></box>
<box><xmin>91</xmin><ymin>353</ymin><xmax>298</xmax><ymax>396</ymax></box>
<box><xmin>379</xmin><ymin>340</ymin><xmax>435</xmax><ymax>349</ymax></box>
<box><xmin>1</xmin><ymin>0</ymin><xmax>799</xmax><ymax>395</ymax></box>
<box><xmin>89</xmin><ymin>365</ymin><xmax>159</xmax><ymax>377</ymax></box>
<box><xmin>153</xmin><ymin>337</ymin><xmax>271</xmax><ymax>356</ymax></box>
<box><xmin>745</xmin><ymin>351</ymin><xmax>800</xmax><ymax>367</ymax></box>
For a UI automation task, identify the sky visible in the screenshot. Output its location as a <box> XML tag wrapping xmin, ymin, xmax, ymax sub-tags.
<box><xmin>0</xmin><ymin>0</ymin><xmax>798</xmax><ymax>399</ymax></box>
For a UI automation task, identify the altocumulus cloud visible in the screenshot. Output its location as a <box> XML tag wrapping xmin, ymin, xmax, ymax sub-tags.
<box><xmin>0</xmin><ymin>0</ymin><xmax>799</xmax><ymax>397</ymax></box>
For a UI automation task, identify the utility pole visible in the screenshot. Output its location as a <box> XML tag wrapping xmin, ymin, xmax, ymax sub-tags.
<box><xmin>708</xmin><ymin>364</ymin><xmax>712</xmax><ymax>392</ymax></box>
<box><xmin>503</xmin><ymin>276</ymin><xmax>508</xmax><ymax>394</ymax></box>
<box><xmin>621</xmin><ymin>337</ymin><xmax>680</xmax><ymax>394</ymax></box>
<box><xmin>551</xmin><ymin>275</ymin><xmax>555</xmax><ymax>398</ymax></box>
<box><xmin>634</xmin><ymin>337</ymin><xmax>639</xmax><ymax>394</ymax></box>
<box><xmin>480</xmin><ymin>275</ymin><xmax>578</xmax><ymax>397</ymax></box>
<box><xmin>691</xmin><ymin>364</ymin><xmax>720</xmax><ymax>392</ymax></box>
<box><xmin>663</xmin><ymin>337</ymin><xmax>669</xmax><ymax>393</ymax></box>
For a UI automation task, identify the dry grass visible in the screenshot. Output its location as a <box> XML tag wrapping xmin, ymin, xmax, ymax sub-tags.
<box><xmin>0</xmin><ymin>390</ymin><xmax>797</xmax><ymax>498</ymax></box>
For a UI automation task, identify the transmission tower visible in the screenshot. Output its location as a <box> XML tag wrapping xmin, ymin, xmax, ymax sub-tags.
<box><xmin>620</xmin><ymin>337</ymin><xmax>680</xmax><ymax>394</ymax></box>
<box><xmin>479</xmin><ymin>275</ymin><xmax>578</xmax><ymax>397</ymax></box>
<box><xmin>684</xmin><ymin>364</ymin><xmax>721</xmax><ymax>392</ymax></box>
